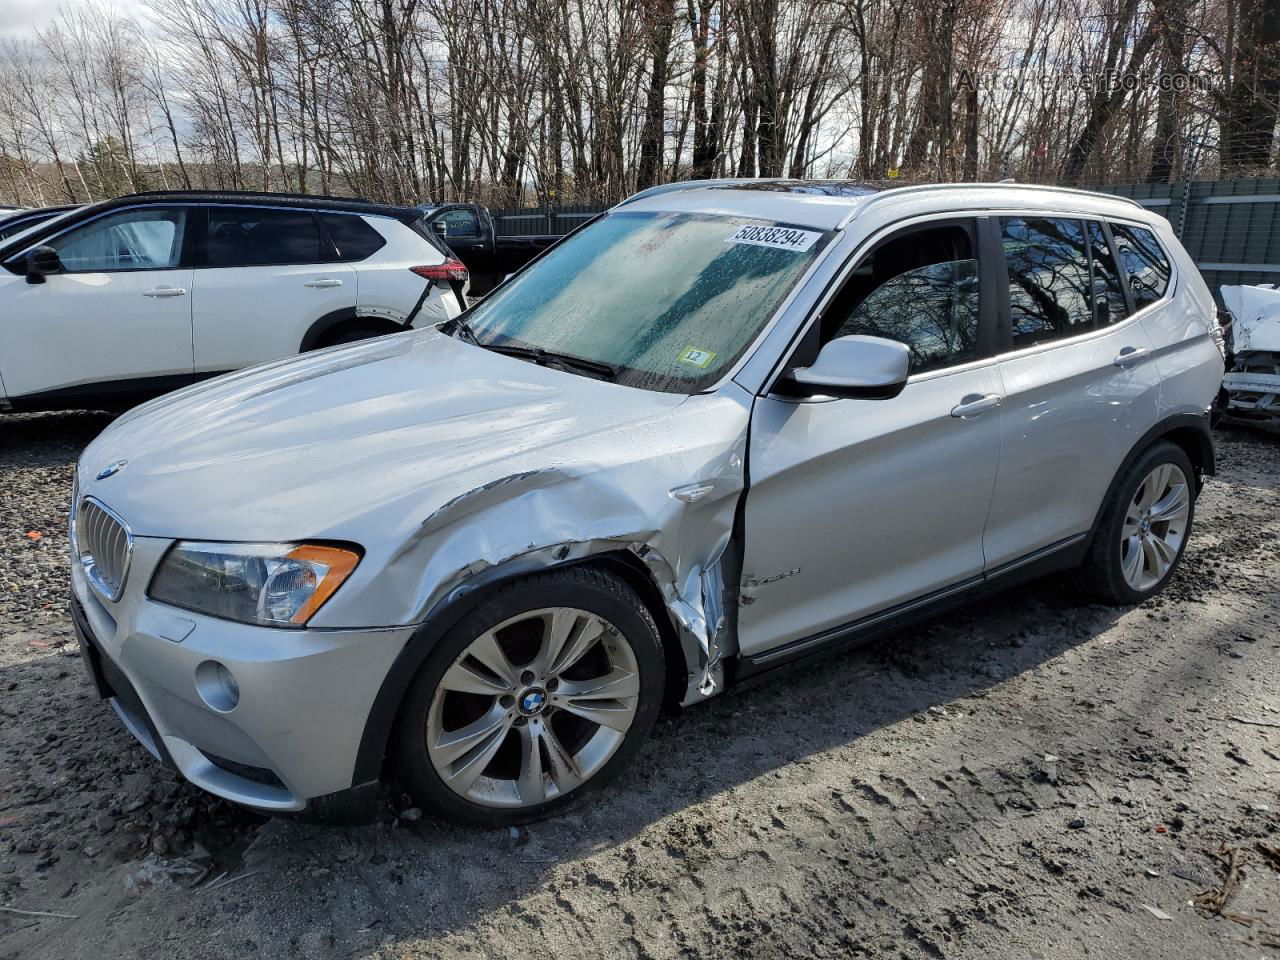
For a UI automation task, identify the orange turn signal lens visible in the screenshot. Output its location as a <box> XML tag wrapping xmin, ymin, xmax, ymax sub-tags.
<box><xmin>287</xmin><ymin>544</ymin><xmax>361</xmax><ymax>624</ymax></box>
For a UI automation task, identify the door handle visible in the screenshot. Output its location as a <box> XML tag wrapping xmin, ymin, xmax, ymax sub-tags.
<box><xmin>1113</xmin><ymin>346</ymin><xmax>1150</xmax><ymax>367</ymax></box>
<box><xmin>142</xmin><ymin>286</ymin><xmax>186</xmax><ymax>298</ymax></box>
<box><xmin>304</xmin><ymin>278</ymin><xmax>343</xmax><ymax>288</ymax></box>
<box><xmin>950</xmin><ymin>393</ymin><xmax>1002</xmax><ymax>419</ymax></box>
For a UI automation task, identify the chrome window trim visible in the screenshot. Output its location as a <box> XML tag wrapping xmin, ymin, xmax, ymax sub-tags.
<box><xmin>746</xmin><ymin>208</ymin><xmax>988</xmax><ymax>396</ymax></box>
<box><xmin>746</xmin><ymin>205</ymin><xmax>1180</xmax><ymax>397</ymax></box>
<box><xmin>992</xmin><ymin>212</ymin><xmax>1177</xmax><ymax>364</ymax></box>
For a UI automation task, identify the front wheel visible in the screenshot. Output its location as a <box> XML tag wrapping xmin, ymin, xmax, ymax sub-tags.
<box><xmin>1078</xmin><ymin>440</ymin><xmax>1196</xmax><ymax>604</ymax></box>
<box><xmin>394</xmin><ymin>567</ymin><xmax>665</xmax><ymax>825</ymax></box>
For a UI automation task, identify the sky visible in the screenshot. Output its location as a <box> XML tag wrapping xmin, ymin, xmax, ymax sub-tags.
<box><xmin>0</xmin><ymin>0</ymin><xmax>149</xmax><ymax>40</ymax></box>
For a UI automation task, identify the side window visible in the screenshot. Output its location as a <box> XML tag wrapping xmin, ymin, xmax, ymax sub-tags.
<box><xmin>206</xmin><ymin>208</ymin><xmax>325</xmax><ymax>267</ymax></box>
<box><xmin>320</xmin><ymin>214</ymin><xmax>387</xmax><ymax>261</ymax></box>
<box><xmin>437</xmin><ymin>209</ymin><xmax>479</xmax><ymax>238</ymax></box>
<box><xmin>50</xmin><ymin>208</ymin><xmax>186</xmax><ymax>272</ymax></box>
<box><xmin>821</xmin><ymin>221</ymin><xmax>980</xmax><ymax>374</ymax></box>
<box><xmin>1110</xmin><ymin>223</ymin><xmax>1172</xmax><ymax>309</ymax></box>
<box><xmin>1086</xmin><ymin>220</ymin><xmax>1129</xmax><ymax>327</ymax></box>
<box><xmin>1001</xmin><ymin>217</ymin><xmax>1093</xmax><ymax>347</ymax></box>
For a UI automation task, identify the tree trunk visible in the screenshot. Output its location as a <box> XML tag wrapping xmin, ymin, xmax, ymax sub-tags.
<box><xmin>637</xmin><ymin>0</ymin><xmax>676</xmax><ymax>189</ymax></box>
<box><xmin>1148</xmin><ymin>0</ymin><xmax>1186</xmax><ymax>182</ymax></box>
<box><xmin>1222</xmin><ymin>0</ymin><xmax>1280</xmax><ymax>172</ymax></box>
<box><xmin>1061</xmin><ymin>0</ymin><xmax>1159</xmax><ymax>185</ymax></box>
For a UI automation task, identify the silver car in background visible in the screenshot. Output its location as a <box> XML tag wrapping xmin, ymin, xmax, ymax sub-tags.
<box><xmin>70</xmin><ymin>180</ymin><xmax>1224</xmax><ymax>825</ymax></box>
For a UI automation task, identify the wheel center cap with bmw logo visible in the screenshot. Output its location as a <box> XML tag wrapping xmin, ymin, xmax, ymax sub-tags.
<box><xmin>518</xmin><ymin>687</ymin><xmax>548</xmax><ymax>716</ymax></box>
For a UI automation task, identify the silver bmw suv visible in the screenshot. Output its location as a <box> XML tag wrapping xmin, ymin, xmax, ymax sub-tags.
<box><xmin>70</xmin><ymin>180</ymin><xmax>1225</xmax><ymax>825</ymax></box>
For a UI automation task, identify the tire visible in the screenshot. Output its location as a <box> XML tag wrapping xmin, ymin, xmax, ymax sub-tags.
<box><xmin>394</xmin><ymin>566</ymin><xmax>665</xmax><ymax>826</ymax></box>
<box><xmin>1077</xmin><ymin>440</ymin><xmax>1196</xmax><ymax>605</ymax></box>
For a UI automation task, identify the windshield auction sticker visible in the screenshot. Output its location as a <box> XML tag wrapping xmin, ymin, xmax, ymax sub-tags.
<box><xmin>726</xmin><ymin>224</ymin><xmax>822</xmax><ymax>252</ymax></box>
<box><xmin>678</xmin><ymin>346</ymin><xmax>718</xmax><ymax>368</ymax></box>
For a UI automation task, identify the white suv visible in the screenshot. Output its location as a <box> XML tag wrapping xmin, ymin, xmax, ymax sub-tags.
<box><xmin>69</xmin><ymin>180</ymin><xmax>1224</xmax><ymax>825</ymax></box>
<box><xmin>0</xmin><ymin>192</ymin><xmax>465</xmax><ymax>413</ymax></box>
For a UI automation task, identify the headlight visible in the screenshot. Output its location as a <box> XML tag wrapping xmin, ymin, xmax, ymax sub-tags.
<box><xmin>149</xmin><ymin>542</ymin><xmax>360</xmax><ymax>627</ymax></box>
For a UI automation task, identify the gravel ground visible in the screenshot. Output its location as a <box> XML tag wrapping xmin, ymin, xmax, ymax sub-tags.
<box><xmin>1</xmin><ymin>411</ymin><xmax>1278</xmax><ymax>960</ymax></box>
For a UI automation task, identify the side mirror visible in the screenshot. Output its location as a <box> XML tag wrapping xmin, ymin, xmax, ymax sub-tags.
<box><xmin>25</xmin><ymin>245</ymin><xmax>62</xmax><ymax>284</ymax></box>
<box><xmin>430</xmin><ymin>220</ymin><xmax>449</xmax><ymax>239</ymax></box>
<box><xmin>783</xmin><ymin>335</ymin><xmax>910</xmax><ymax>400</ymax></box>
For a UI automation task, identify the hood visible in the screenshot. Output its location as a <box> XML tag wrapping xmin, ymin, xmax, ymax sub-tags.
<box><xmin>78</xmin><ymin>329</ymin><xmax>689</xmax><ymax>541</ymax></box>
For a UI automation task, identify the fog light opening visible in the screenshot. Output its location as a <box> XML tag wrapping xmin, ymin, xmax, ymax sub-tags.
<box><xmin>195</xmin><ymin>660</ymin><xmax>240</xmax><ymax>712</ymax></box>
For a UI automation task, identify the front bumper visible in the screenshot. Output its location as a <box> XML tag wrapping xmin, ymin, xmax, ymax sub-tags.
<box><xmin>71</xmin><ymin>536</ymin><xmax>415</xmax><ymax>812</ymax></box>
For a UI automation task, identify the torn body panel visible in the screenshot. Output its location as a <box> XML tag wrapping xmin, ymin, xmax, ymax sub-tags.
<box><xmin>377</xmin><ymin>391</ymin><xmax>752</xmax><ymax>706</ymax></box>
<box><xmin>78</xmin><ymin>329</ymin><xmax>754</xmax><ymax>707</ymax></box>
<box><xmin>1221</xmin><ymin>285</ymin><xmax>1280</xmax><ymax>421</ymax></box>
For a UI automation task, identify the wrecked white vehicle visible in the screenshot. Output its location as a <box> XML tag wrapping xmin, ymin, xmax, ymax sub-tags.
<box><xmin>70</xmin><ymin>180</ymin><xmax>1223</xmax><ymax>825</ymax></box>
<box><xmin>1221</xmin><ymin>284</ymin><xmax>1280</xmax><ymax>422</ymax></box>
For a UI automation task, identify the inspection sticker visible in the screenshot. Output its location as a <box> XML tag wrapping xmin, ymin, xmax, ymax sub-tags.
<box><xmin>726</xmin><ymin>223</ymin><xmax>822</xmax><ymax>252</ymax></box>
<box><xmin>678</xmin><ymin>346</ymin><xmax>718</xmax><ymax>368</ymax></box>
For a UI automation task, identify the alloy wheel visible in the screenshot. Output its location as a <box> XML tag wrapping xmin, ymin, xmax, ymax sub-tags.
<box><xmin>1119</xmin><ymin>462</ymin><xmax>1190</xmax><ymax>591</ymax></box>
<box><xmin>425</xmin><ymin>606</ymin><xmax>640</xmax><ymax>808</ymax></box>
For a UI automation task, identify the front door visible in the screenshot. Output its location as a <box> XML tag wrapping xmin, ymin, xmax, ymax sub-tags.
<box><xmin>0</xmin><ymin>206</ymin><xmax>194</xmax><ymax>402</ymax></box>
<box><xmin>738</xmin><ymin>218</ymin><xmax>1003</xmax><ymax>657</ymax></box>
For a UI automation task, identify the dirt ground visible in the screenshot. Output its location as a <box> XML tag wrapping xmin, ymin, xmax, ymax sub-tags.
<box><xmin>1</xmin><ymin>411</ymin><xmax>1278</xmax><ymax>960</ymax></box>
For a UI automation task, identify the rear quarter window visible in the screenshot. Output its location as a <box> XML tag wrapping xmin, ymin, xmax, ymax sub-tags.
<box><xmin>1109</xmin><ymin>223</ymin><xmax>1172</xmax><ymax>309</ymax></box>
<box><xmin>321</xmin><ymin>214</ymin><xmax>388</xmax><ymax>261</ymax></box>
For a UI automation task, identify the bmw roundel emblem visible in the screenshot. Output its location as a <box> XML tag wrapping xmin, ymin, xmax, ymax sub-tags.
<box><xmin>520</xmin><ymin>690</ymin><xmax>546</xmax><ymax>714</ymax></box>
<box><xmin>96</xmin><ymin>459</ymin><xmax>128</xmax><ymax>480</ymax></box>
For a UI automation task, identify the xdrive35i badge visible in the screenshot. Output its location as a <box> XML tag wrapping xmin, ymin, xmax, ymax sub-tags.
<box><xmin>96</xmin><ymin>460</ymin><xmax>128</xmax><ymax>480</ymax></box>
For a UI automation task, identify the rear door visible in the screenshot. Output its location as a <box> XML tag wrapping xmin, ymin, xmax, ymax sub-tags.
<box><xmin>190</xmin><ymin>205</ymin><xmax>355</xmax><ymax>375</ymax></box>
<box><xmin>982</xmin><ymin>215</ymin><xmax>1161</xmax><ymax>567</ymax></box>
<box><xmin>739</xmin><ymin>217</ymin><xmax>1005</xmax><ymax>657</ymax></box>
<box><xmin>0</xmin><ymin>205</ymin><xmax>194</xmax><ymax>402</ymax></box>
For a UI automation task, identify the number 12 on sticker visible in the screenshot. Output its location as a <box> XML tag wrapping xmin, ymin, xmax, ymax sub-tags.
<box><xmin>679</xmin><ymin>346</ymin><xmax>717</xmax><ymax>368</ymax></box>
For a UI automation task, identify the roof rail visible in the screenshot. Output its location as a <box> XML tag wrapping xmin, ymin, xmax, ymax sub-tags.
<box><xmin>839</xmin><ymin>181</ymin><xmax>1143</xmax><ymax>226</ymax></box>
<box><xmin>118</xmin><ymin>189</ymin><xmax>376</xmax><ymax>204</ymax></box>
<box><xmin>616</xmin><ymin>178</ymin><xmax>754</xmax><ymax>207</ymax></box>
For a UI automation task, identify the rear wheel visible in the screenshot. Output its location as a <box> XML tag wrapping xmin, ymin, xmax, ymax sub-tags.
<box><xmin>394</xmin><ymin>567</ymin><xmax>665</xmax><ymax>825</ymax></box>
<box><xmin>1078</xmin><ymin>440</ymin><xmax>1195</xmax><ymax>604</ymax></box>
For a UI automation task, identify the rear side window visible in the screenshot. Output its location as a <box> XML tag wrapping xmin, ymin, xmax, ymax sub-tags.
<box><xmin>1110</xmin><ymin>223</ymin><xmax>1172</xmax><ymax>309</ymax></box>
<box><xmin>206</xmin><ymin>208</ymin><xmax>325</xmax><ymax>267</ymax></box>
<box><xmin>1086</xmin><ymin>220</ymin><xmax>1129</xmax><ymax>327</ymax></box>
<box><xmin>320</xmin><ymin>214</ymin><xmax>387</xmax><ymax>261</ymax></box>
<box><xmin>1001</xmin><ymin>217</ymin><xmax>1092</xmax><ymax>347</ymax></box>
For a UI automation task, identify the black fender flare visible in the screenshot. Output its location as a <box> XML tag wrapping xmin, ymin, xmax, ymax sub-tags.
<box><xmin>299</xmin><ymin>308</ymin><xmax>403</xmax><ymax>352</ymax></box>
<box><xmin>1085</xmin><ymin>411</ymin><xmax>1215</xmax><ymax>549</ymax></box>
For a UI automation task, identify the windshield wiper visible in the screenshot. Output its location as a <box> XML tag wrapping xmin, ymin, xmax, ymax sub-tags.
<box><xmin>485</xmin><ymin>343</ymin><xmax>619</xmax><ymax>381</ymax></box>
<box><xmin>441</xmin><ymin>316</ymin><xmax>482</xmax><ymax>346</ymax></box>
<box><xmin>440</xmin><ymin>320</ymin><xmax>618</xmax><ymax>380</ymax></box>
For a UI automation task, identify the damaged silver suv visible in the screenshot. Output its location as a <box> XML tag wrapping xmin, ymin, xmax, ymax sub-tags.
<box><xmin>70</xmin><ymin>180</ymin><xmax>1225</xmax><ymax>825</ymax></box>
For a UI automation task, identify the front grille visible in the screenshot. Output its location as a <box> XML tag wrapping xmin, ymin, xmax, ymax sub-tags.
<box><xmin>75</xmin><ymin>497</ymin><xmax>133</xmax><ymax>602</ymax></box>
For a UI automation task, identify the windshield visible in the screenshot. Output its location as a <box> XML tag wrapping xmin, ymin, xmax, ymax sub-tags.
<box><xmin>0</xmin><ymin>208</ymin><xmax>82</xmax><ymax>260</ymax></box>
<box><xmin>461</xmin><ymin>211</ymin><xmax>832</xmax><ymax>393</ymax></box>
